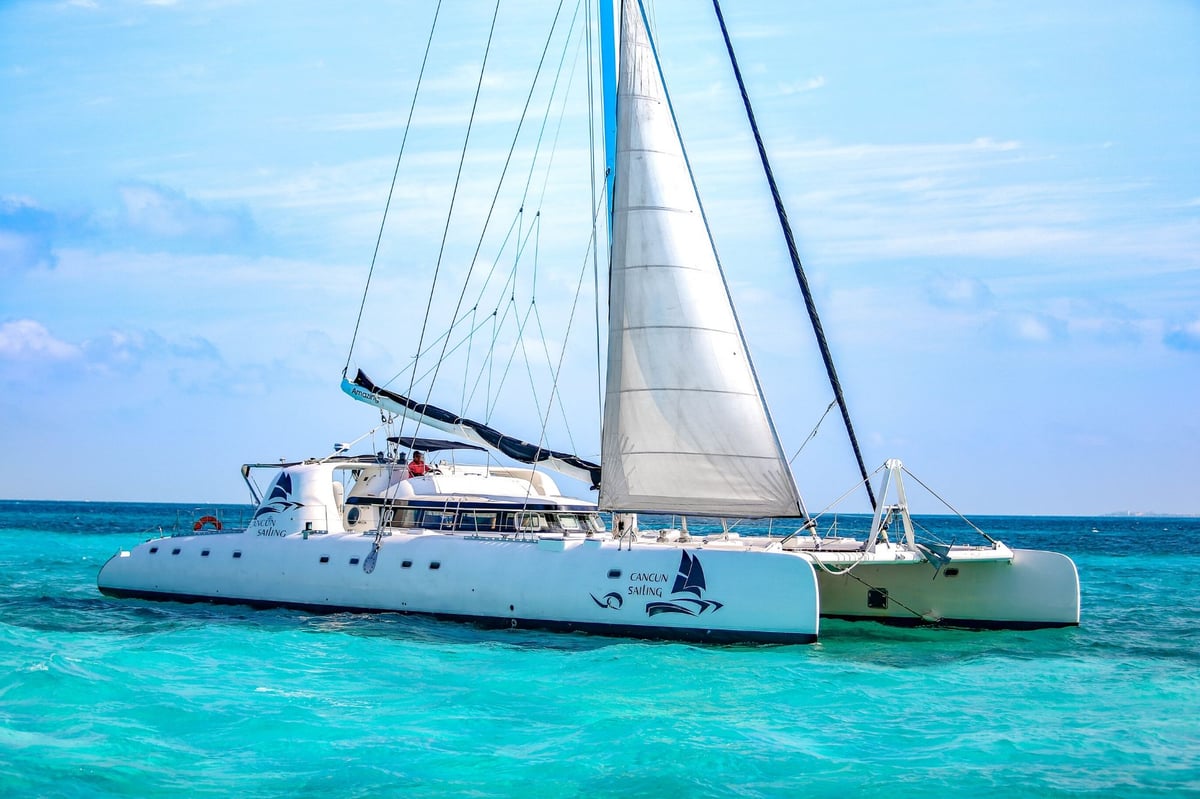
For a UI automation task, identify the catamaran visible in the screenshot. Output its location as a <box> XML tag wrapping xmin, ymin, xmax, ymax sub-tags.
<box><xmin>98</xmin><ymin>0</ymin><xmax>1080</xmax><ymax>641</ymax></box>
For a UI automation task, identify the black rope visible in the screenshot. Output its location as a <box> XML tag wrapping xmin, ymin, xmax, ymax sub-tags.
<box><xmin>711</xmin><ymin>0</ymin><xmax>877</xmax><ymax>511</ymax></box>
<box><xmin>343</xmin><ymin>0</ymin><xmax>444</xmax><ymax>379</ymax></box>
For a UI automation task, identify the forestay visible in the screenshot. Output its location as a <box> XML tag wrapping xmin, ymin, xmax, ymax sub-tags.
<box><xmin>599</xmin><ymin>0</ymin><xmax>804</xmax><ymax>517</ymax></box>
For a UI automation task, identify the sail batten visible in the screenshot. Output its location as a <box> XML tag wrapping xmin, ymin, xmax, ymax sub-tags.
<box><xmin>599</xmin><ymin>0</ymin><xmax>804</xmax><ymax>518</ymax></box>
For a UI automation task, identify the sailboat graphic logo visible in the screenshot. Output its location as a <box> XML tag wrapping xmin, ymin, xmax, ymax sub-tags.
<box><xmin>252</xmin><ymin>472</ymin><xmax>303</xmax><ymax>519</ymax></box>
<box><xmin>645</xmin><ymin>551</ymin><xmax>724</xmax><ymax>617</ymax></box>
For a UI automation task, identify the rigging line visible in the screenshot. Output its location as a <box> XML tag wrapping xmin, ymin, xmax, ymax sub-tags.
<box><xmin>411</xmin><ymin>312</ymin><xmax>508</xmax><ymax>390</ymax></box>
<box><xmin>530</xmin><ymin>301</ymin><xmax>580</xmax><ymax>455</ymax></box>
<box><xmin>528</xmin><ymin>207</ymin><xmax>600</xmax><ymax>488</ymax></box>
<box><xmin>517</xmin><ymin>0</ymin><xmax>586</xmax><ymax>209</ymax></box>
<box><xmin>343</xmin><ymin>0</ymin><xmax>444</xmax><ymax>378</ymax></box>
<box><xmin>535</xmin><ymin>19</ymin><xmax>588</xmax><ymax>214</ymax></box>
<box><xmin>792</xmin><ymin>461</ymin><xmax>885</xmax><ymax>532</ymax></box>
<box><xmin>466</xmin><ymin>293</ymin><xmax>521</xmax><ymax>415</ymax></box>
<box><xmin>460</xmin><ymin>303</ymin><xmax>478</xmax><ymax>412</ymax></box>
<box><xmin>503</xmin><ymin>187</ymin><xmax>608</xmax><ymax>458</ymax></box>
<box><xmin>459</xmin><ymin>204</ymin><xmax>526</xmax><ymax>411</ymax></box>
<box><xmin>901</xmin><ymin>466</ymin><xmax>998</xmax><ymax>544</ymax></box>
<box><xmin>448</xmin><ymin>38</ymin><xmax>574</xmax><ymax>426</ymax></box>
<box><xmin>486</xmin><ymin>299</ymin><xmax>540</xmax><ymax>421</ymax></box>
<box><xmin>415</xmin><ymin>0</ymin><xmax>570</xmax><ymax>439</ymax></box>
<box><xmin>379</xmin><ymin>309</ymin><xmax>485</xmax><ymax>390</ymax></box>
<box><xmin>461</xmin><ymin>216</ymin><xmax>541</xmax><ymax>414</ymax></box>
<box><xmin>400</xmin><ymin>0</ymin><xmax>503</xmax><ymax>444</ymax></box>
<box><xmin>788</xmin><ymin>398</ymin><xmax>837</xmax><ymax>465</ymax></box>
<box><xmin>820</xmin><ymin>562</ymin><xmax>934</xmax><ymax>622</ymax></box>
<box><xmin>711</xmin><ymin>0</ymin><xmax>878</xmax><ymax>512</ymax></box>
<box><xmin>514</xmin><ymin>304</ymin><xmax>550</xmax><ymax>423</ymax></box>
<box><xmin>586</xmin><ymin>0</ymin><xmax>605</xmax><ymax>426</ymax></box>
<box><xmin>467</xmin><ymin>209</ymin><xmax>523</xmax><ymax>321</ymax></box>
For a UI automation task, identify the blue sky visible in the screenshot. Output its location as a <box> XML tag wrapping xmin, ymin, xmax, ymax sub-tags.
<box><xmin>1</xmin><ymin>0</ymin><xmax>1197</xmax><ymax>515</ymax></box>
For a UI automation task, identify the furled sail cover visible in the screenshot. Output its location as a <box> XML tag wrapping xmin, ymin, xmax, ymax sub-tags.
<box><xmin>343</xmin><ymin>370</ymin><xmax>601</xmax><ymax>489</ymax></box>
<box><xmin>599</xmin><ymin>0</ymin><xmax>804</xmax><ymax>517</ymax></box>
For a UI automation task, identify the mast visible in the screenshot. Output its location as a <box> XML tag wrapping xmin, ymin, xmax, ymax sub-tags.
<box><xmin>710</xmin><ymin>0</ymin><xmax>878</xmax><ymax>511</ymax></box>
<box><xmin>599</xmin><ymin>0</ymin><xmax>618</xmax><ymax>234</ymax></box>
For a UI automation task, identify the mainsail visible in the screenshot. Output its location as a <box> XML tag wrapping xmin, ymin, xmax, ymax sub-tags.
<box><xmin>599</xmin><ymin>0</ymin><xmax>805</xmax><ymax>517</ymax></box>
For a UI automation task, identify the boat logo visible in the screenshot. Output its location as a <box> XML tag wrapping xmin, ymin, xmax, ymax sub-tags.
<box><xmin>645</xmin><ymin>551</ymin><xmax>724</xmax><ymax>617</ymax></box>
<box><xmin>252</xmin><ymin>471</ymin><xmax>303</xmax><ymax>520</ymax></box>
<box><xmin>590</xmin><ymin>591</ymin><xmax>624</xmax><ymax>610</ymax></box>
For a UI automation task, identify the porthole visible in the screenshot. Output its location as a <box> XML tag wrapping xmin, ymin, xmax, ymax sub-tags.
<box><xmin>347</xmin><ymin>507</ymin><xmax>361</xmax><ymax>524</ymax></box>
<box><xmin>944</xmin><ymin>567</ymin><xmax>960</xmax><ymax>577</ymax></box>
<box><xmin>607</xmin><ymin>569</ymin><xmax>621</xmax><ymax>579</ymax></box>
<box><xmin>402</xmin><ymin>560</ymin><xmax>412</xmax><ymax>568</ymax></box>
<box><xmin>149</xmin><ymin>547</ymin><xmax>158</xmax><ymax>554</ymax></box>
<box><xmin>429</xmin><ymin>561</ymin><xmax>441</xmax><ymax>570</ymax></box>
<box><xmin>233</xmin><ymin>551</ymin><xmax>242</xmax><ymax>559</ymax></box>
<box><xmin>350</xmin><ymin>557</ymin><xmax>360</xmax><ymax>565</ymax></box>
<box><xmin>319</xmin><ymin>555</ymin><xmax>330</xmax><ymax>564</ymax></box>
<box><xmin>171</xmin><ymin>548</ymin><xmax>181</xmax><ymax>555</ymax></box>
<box><xmin>201</xmin><ymin>549</ymin><xmax>210</xmax><ymax>557</ymax></box>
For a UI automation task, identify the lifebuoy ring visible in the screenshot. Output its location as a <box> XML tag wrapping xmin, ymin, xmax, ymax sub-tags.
<box><xmin>193</xmin><ymin>515</ymin><xmax>223</xmax><ymax>532</ymax></box>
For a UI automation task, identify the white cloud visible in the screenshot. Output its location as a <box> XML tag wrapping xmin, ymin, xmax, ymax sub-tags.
<box><xmin>1164</xmin><ymin>318</ymin><xmax>1200</xmax><ymax>353</ymax></box>
<box><xmin>117</xmin><ymin>183</ymin><xmax>253</xmax><ymax>244</ymax></box>
<box><xmin>1004</xmin><ymin>312</ymin><xmax>1067</xmax><ymax>344</ymax></box>
<box><xmin>777</xmin><ymin>76</ymin><xmax>825</xmax><ymax>95</ymax></box>
<box><xmin>928</xmin><ymin>275</ymin><xmax>993</xmax><ymax>309</ymax></box>
<box><xmin>0</xmin><ymin>320</ymin><xmax>80</xmax><ymax>360</ymax></box>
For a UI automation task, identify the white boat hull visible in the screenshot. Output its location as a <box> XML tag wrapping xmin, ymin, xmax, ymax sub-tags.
<box><xmin>97</xmin><ymin>530</ymin><xmax>821</xmax><ymax>644</ymax></box>
<box><xmin>813</xmin><ymin>548</ymin><xmax>1080</xmax><ymax>628</ymax></box>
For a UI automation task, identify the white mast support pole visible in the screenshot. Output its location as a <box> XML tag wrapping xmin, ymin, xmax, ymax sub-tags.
<box><xmin>864</xmin><ymin>464</ymin><xmax>894</xmax><ymax>552</ymax></box>
<box><xmin>889</xmin><ymin>459</ymin><xmax>917</xmax><ymax>549</ymax></box>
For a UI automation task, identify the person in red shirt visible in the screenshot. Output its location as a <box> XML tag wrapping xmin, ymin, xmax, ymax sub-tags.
<box><xmin>408</xmin><ymin>451</ymin><xmax>428</xmax><ymax>478</ymax></box>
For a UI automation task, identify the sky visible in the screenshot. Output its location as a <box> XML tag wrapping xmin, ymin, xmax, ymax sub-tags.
<box><xmin>1</xmin><ymin>0</ymin><xmax>1197</xmax><ymax>516</ymax></box>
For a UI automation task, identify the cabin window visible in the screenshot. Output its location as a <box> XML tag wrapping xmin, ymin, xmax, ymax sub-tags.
<box><xmin>393</xmin><ymin>509</ymin><xmax>418</xmax><ymax>528</ymax></box>
<box><xmin>459</xmin><ymin>512</ymin><xmax>498</xmax><ymax>532</ymax></box>
<box><xmin>319</xmin><ymin>555</ymin><xmax>330</xmax><ymax>564</ymax></box>
<box><xmin>420</xmin><ymin>511</ymin><xmax>455</xmax><ymax>530</ymax></box>
<box><xmin>867</xmin><ymin>588</ymin><xmax>889</xmax><ymax>609</ymax></box>
<box><xmin>608</xmin><ymin>569</ymin><xmax>621</xmax><ymax>579</ymax></box>
<box><xmin>233</xmin><ymin>551</ymin><xmax>242</xmax><ymax>559</ymax></box>
<box><xmin>347</xmin><ymin>507</ymin><xmax>361</xmax><ymax>525</ymax></box>
<box><xmin>402</xmin><ymin>560</ymin><xmax>413</xmax><ymax>568</ymax></box>
<box><xmin>944</xmin><ymin>568</ymin><xmax>959</xmax><ymax>577</ymax></box>
<box><xmin>557</xmin><ymin>514</ymin><xmax>582</xmax><ymax>531</ymax></box>
<box><xmin>349</xmin><ymin>557</ymin><xmax>360</xmax><ymax>565</ymax></box>
<box><xmin>149</xmin><ymin>547</ymin><xmax>158</xmax><ymax>554</ymax></box>
<box><xmin>201</xmin><ymin>549</ymin><xmax>210</xmax><ymax>557</ymax></box>
<box><xmin>514</xmin><ymin>512</ymin><xmax>545</xmax><ymax>531</ymax></box>
<box><xmin>429</xmin><ymin>561</ymin><xmax>441</xmax><ymax>570</ymax></box>
<box><xmin>171</xmin><ymin>548</ymin><xmax>181</xmax><ymax>555</ymax></box>
<box><xmin>586</xmin><ymin>514</ymin><xmax>606</xmax><ymax>533</ymax></box>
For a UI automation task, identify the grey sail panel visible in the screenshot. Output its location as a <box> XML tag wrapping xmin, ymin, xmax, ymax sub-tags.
<box><xmin>599</xmin><ymin>0</ymin><xmax>803</xmax><ymax>517</ymax></box>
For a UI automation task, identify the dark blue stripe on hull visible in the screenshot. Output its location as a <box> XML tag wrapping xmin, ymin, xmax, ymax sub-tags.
<box><xmin>97</xmin><ymin>586</ymin><xmax>817</xmax><ymax>645</ymax></box>
<box><xmin>821</xmin><ymin>613</ymin><xmax>1077</xmax><ymax>631</ymax></box>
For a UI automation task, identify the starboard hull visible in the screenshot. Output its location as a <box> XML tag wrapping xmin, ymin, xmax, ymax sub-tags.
<box><xmin>813</xmin><ymin>548</ymin><xmax>1080</xmax><ymax>629</ymax></box>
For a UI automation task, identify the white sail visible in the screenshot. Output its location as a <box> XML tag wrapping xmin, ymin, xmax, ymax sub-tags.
<box><xmin>599</xmin><ymin>0</ymin><xmax>804</xmax><ymax>517</ymax></box>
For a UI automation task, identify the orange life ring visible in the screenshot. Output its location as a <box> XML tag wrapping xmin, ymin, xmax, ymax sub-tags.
<box><xmin>193</xmin><ymin>515</ymin><xmax>223</xmax><ymax>532</ymax></box>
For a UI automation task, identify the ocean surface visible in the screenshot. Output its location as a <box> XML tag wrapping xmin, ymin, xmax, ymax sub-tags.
<box><xmin>1</xmin><ymin>500</ymin><xmax>1197</xmax><ymax>798</ymax></box>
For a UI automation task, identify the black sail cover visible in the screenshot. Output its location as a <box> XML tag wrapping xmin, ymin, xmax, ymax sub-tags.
<box><xmin>342</xmin><ymin>370</ymin><xmax>601</xmax><ymax>489</ymax></box>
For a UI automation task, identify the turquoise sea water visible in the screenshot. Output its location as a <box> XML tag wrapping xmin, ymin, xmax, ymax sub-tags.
<box><xmin>1</xmin><ymin>501</ymin><xmax>1197</xmax><ymax>798</ymax></box>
